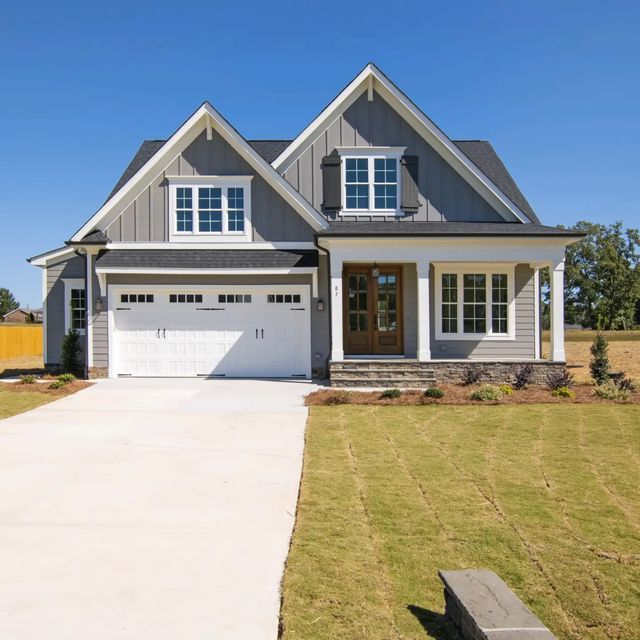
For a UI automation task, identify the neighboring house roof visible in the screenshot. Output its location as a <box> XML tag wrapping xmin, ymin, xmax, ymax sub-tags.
<box><xmin>3</xmin><ymin>307</ymin><xmax>43</xmax><ymax>319</ymax></box>
<box><xmin>95</xmin><ymin>249</ymin><xmax>318</xmax><ymax>270</ymax></box>
<box><xmin>105</xmin><ymin>138</ymin><xmax>539</xmax><ymax>223</ymax></box>
<box><xmin>317</xmin><ymin>221</ymin><xmax>584</xmax><ymax>238</ymax></box>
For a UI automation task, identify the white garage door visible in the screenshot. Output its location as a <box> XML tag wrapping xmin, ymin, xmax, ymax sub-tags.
<box><xmin>111</xmin><ymin>286</ymin><xmax>311</xmax><ymax>378</ymax></box>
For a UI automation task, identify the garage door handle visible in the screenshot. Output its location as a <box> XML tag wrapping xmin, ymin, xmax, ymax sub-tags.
<box><xmin>256</xmin><ymin>328</ymin><xmax>258</xmax><ymax>339</ymax></box>
<box><xmin>156</xmin><ymin>329</ymin><xmax>160</xmax><ymax>338</ymax></box>
<box><xmin>163</xmin><ymin>328</ymin><xmax>166</xmax><ymax>338</ymax></box>
<box><xmin>261</xmin><ymin>328</ymin><xmax>264</xmax><ymax>339</ymax></box>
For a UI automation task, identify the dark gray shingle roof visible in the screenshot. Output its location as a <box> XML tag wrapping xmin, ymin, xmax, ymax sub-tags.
<box><xmin>453</xmin><ymin>141</ymin><xmax>540</xmax><ymax>224</ymax></box>
<box><xmin>105</xmin><ymin>138</ymin><xmax>540</xmax><ymax>224</ymax></box>
<box><xmin>71</xmin><ymin>230</ymin><xmax>110</xmax><ymax>244</ymax></box>
<box><xmin>95</xmin><ymin>249</ymin><xmax>318</xmax><ymax>270</ymax></box>
<box><xmin>317</xmin><ymin>221</ymin><xmax>583</xmax><ymax>238</ymax></box>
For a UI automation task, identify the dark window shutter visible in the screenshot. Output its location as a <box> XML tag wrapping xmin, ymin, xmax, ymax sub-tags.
<box><xmin>321</xmin><ymin>155</ymin><xmax>342</xmax><ymax>212</ymax></box>
<box><xmin>400</xmin><ymin>155</ymin><xmax>420</xmax><ymax>213</ymax></box>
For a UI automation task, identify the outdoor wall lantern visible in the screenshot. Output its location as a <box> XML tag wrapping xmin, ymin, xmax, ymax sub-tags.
<box><xmin>372</xmin><ymin>262</ymin><xmax>380</xmax><ymax>278</ymax></box>
<box><xmin>317</xmin><ymin>299</ymin><xmax>325</xmax><ymax>312</ymax></box>
<box><xmin>95</xmin><ymin>298</ymin><xmax>104</xmax><ymax>314</ymax></box>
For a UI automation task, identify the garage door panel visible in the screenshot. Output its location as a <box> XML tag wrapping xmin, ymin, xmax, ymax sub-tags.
<box><xmin>113</xmin><ymin>287</ymin><xmax>309</xmax><ymax>378</ymax></box>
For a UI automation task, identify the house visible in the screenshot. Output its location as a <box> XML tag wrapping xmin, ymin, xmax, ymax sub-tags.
<box><xmin>2</xmin><ymin>307</ymin><xmax>43</xmax><ymax>324</ymax></box>
<box><xmin>28</xmin><ymin>63</ymin><xmax>583</xmax><ymax>384</ymax></box>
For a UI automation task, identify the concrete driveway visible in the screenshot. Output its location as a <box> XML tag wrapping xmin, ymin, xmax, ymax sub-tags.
<box><xmin>0</xmin><ymin>378</ymin><xmax>315</xmax><ymax>639</ymax></box>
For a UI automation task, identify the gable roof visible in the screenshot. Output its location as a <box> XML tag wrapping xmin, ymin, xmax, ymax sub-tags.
<box><xmin>272</xmin><ymin>63</ymin><xmax>535</xmax><ymax>224</ymax></box>
<box><xmin>70</xmin><ymin>103</ymin><xmax>328</xmax><ymax>242</ymax></box>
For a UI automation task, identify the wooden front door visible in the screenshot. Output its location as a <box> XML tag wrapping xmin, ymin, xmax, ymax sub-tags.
<box><xmin>343</xmin><ymin>266</ymin><xmax>403</xmax><ymax>355</ymax></box>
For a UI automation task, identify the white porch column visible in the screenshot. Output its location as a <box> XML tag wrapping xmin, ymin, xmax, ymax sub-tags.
<box><xmin>416</xmin><ymin>260</ymin><xmax>431</xmax><ymax>361</ymax></box>
<box><xmin>550</xmin><ymin>259</ymin><xmax>565</xmax><ymax>362</ymax></box>
<box><xmin>86</xmin><ymin>252</ymin><xmax>94</xmax><ymax>369</ymax></box>
<box><xmin>329</xmin><ymin>259</ymin><xmax>344</xmax><ymax>361</ymax></box>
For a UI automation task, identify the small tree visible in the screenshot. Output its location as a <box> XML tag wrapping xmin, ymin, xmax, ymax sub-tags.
<box><xmin>590</xmin><ymin>333</ymin><xmax>610</xmax><ymax>385</ymax></box>
<box><xmin>60</xmin><ymin>329</ymin><xmax>83</xmax><ymax>377</ymax></box>
<box><xmin>0</xmin><ymin>287</ymin><xmax>19</xmax><ymax>317</ymax></box>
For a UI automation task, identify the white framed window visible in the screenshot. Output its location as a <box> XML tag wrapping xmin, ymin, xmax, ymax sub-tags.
<box><xmin>434</xmin><ymin>264</ymin><xmax>516</xmax><ymax>341</ymax></box>
<box><xmin>168</xmin><ymin>176</ymin><xmax>252</xmax><ymax>242</ymax></box>
<box><xmin>337</xmin><ymin>147</ymin><xmax>404</xmax><ymax>215</ymax></box>
<box><xmin>63</xmin><ymin>278</ymin><xmax>86</xmax><ymax>335</ymax></box>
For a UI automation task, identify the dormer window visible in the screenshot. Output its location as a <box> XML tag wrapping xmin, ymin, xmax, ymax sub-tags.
<box><xmin>168</xmin><ymin>176</ymin><xmax>252</xmax><ymax>242</ymax></box>
<box><xmin>338</xmin><ymin>147</ymin><xmax>404</xmax><ymax>216</ymax></box>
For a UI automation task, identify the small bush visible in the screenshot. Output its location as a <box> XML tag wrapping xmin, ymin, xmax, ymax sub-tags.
<box><xmin>547</xmin><ymin>367</ymin><xmax>574</xmax><ymax>390</ymax></box>
<box><xmin>48</xmin><ymin>380</ymin><xmax>66</xmax><ymax>390</ymax></box>
<box><xmin>324</xmin><ymin>391</ymin><xmax>352</xmax><ymax>405</ymax></box>
<box><xmin>512</xmin><ymin>363</ymin><xmax>534</xmax><ymax>390</ymax></box>
<box><xmin>552</xmin><ymin>386</ymin><xmax>575</xmax><ymax>399</ymax></box>
<box><xmin>381</xmin><ymin>388</ymin><xmax>402</xmax><ymax>399</ymax></box>
<box><xmin>462</xmin><ymin>364</ymin><xmax>486</xmax><ymax>386</ymax></box>
<box><xmin>499</xmin><ymin>384</ymin><xmax>513</xmax><ymax>396</ymax></box>
<box><xmin>19</xmin><ymin>374</ymin><xmax>37</xmax><ymax>384</ymax></box>
<box><xmin>57</xmin><ymin>373</ymin><xmax>76</xmax><ymax>384</ymax></box>
<box><xmin>469</xmin><ymin>384</ymin><xmax>502</xmax><ymax>402</ymax></box>
<box><xmin>423</xmin><ymin>387</ymin><xmax>444</xmax><ymax>399</ymax></box>
<box><xmin>594</xmin><ymin>380</ymin><xmax>630</xmax><ymax>401</ymax></box>
<box><xmin>616</xmin><ymin>375</ymin><xmax>637</xmax><ymax>392</ymax></box>
<box><xmin>60</xmin><ymin>329</ymin><xmax>83</xmax><ymax>378</ymax></box>
<box><xmin>590</xmin><ymin>333</ymin><xmax>610</xmax><ymax>385</ymax></box>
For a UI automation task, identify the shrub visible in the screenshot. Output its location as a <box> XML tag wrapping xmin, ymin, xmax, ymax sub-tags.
<box><xmin>48</xmin><ymin>380</ymin><xmax>66</xmax><ymax>390</ymax></box>
<box><xmin>547</xmin><ymin>367</ymin><xmax>574</xmax><ymax>390</ymax></box>
<box><xmin>19</xmin><ymin>374</ymin><xmax>37</xmax><ymax>384</ymax></box>
<box><xmin>423</xmin><ymin>387</ymin><xmax>444</xmax><ymax>399</ymax></box>
<box><xmin>381</xmin><ymin>388</ymin><xmax>402</xmax><ymax>399</ymax></box>
<box><xmin>590</xmin><ymin>333</ymin><xmax>610</xmax><ymax>385</ymax></box>
<box><xmin>60</xmin><ymin>329</ymin><xmax>83</xmax><ymax>378</ymax></box>
<box><xmin>469</xmin><ymin>384</ymin><xmax>502</xmax><ymax>402</ymax></box>
<box><xmin>512</xmin><ymin>363</ymin><xmax>534</xmax><ymax>390</ymax></box>
<box><xmin>594</xmin><ymin>380</ymin><xmax>630</xmax><ymax>401</ymax></box>
<box><xmin>616</xmin><ymin>375</ymin><xmax>636</xmax><ymax>392</ymax></box>
<box><xmin>57</xmin><ymin>373</ymin><xmax>76</xmax><ymax>384</ymax></box>
<box><xmin>462</xmin><ymin>364</ymin><xmax>486</xmax><ymax>386</ymax></box>
<box><xmin>499</xmin><ymin>384</ymin><xmax>513</xmax><ymax>396</ymax></box>
<box><xmin>324</xmin><ymin>391</ymin><xmax>352</xmax><ymax>405</ymax></box>
<box><xmin>552</xmin><ymin>386</ymin><xmax>575</xmax><ymax>399</ymax></box>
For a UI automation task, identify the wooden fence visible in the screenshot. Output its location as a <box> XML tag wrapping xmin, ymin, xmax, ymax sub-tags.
<box><xmin>0</xmin><ymin>325</ymin><xmax>43</xmax><ymax>359</ymax></box>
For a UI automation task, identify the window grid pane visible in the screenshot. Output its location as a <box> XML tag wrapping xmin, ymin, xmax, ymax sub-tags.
<box><xmin>441</xmin><ymin>273</ymin><xmax>458</xmax><ymax>333</ymax></box>
<box><xmin>345</xmin><ymin>158</ymin><xmax>369</xmax><ymax>209</ymax></box>
<box><xmin>198</xmin><ymin>187</ymin><xmax>222</xmax><ymax>232</ymax></box>
<box><xmin>176</xmin><ymin>187</ymin><xmax>193</xmax><ymax>232</ymax></box>
<box><xmin>373</xmin><ymin>158</ymin><xmax>398</xmax><ymax>210</ymax></box>
<box><xmin>70</xmin><ymin>289</ymin><xmax>86</xmax><ymax>331</ymax></box>
<box><xmin>227</xmin><ymin>187</ymin><xmax>245</xmax><ymax>232</ymax></box>
<box><xmin>463</xmin><ymin>274</ymin><xmax>486</xmax><ymax>333</ymax></box>
<box><xmin>492</xmin><ymin>274</ymin><xmax>508</xmax><ymax>334</ymax></box>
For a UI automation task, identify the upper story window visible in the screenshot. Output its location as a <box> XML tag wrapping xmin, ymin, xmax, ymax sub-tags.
<box><xmin>339</xmin><ymin>148</ymin><xmax>403</xmax><ymax>216</ymax></box>
<box><xmin>434</xmin><ymin>265</ymin><xmax>516</xmax><ymax>341</ymax></box>
<box><xmin>168</xmin><ymin>176</ymin><xmax>252</xmax><ymax>243</ymax></box>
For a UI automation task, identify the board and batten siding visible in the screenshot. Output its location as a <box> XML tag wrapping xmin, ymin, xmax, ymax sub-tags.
<box><xmin>282</xmin><ymin>90</ymin><xmax>504</xmax><ymax>223</ymax></box>
<box><xmin>103</xmin><ymin>129</ymin><xmax>314</xmax><ymax>243</ymax></box>
<box><xmin>45</xmin><ymin>254</ymin><xmax>85</xmax><ymax>365</ymax></box>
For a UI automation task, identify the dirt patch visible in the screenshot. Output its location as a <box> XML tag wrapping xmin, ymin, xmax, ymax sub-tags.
<box><xmin>306</xmin><ymin>384</ymin><xmax>640</xmax><ymax>406</ymax></box>
<box><xmin>2</xmin><ymin>380</ymin><xmax>93</xmax><ymax>397</ymax></box>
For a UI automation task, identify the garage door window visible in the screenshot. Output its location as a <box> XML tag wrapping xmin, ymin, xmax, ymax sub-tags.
<box><xmin>121</xmin><ymin>294</ymin><xmax>154</xmax><ymax>303</ymax></box>
<box><xmin>268</xmin><ymin>294</ymin><xmax>301</xmax><ymax>304</ymax></box>
<box><xmin>169</xmin><ymin>294</ymin><xmax>204</xmax><ymax>303</ymax></box>
<box><xmin>218</xmin><ymin>294</ymin><xmax>252</xmax><ymax>303</ymax></box>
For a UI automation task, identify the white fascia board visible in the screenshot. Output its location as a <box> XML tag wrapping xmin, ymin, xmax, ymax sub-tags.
<box><xmin>106</xmin><ymin>242</ymin><xmax>316</xmax><ymax>250</ymax></box>
<box><xmin>273</xmin><ymin>63</ymin><xmax>532</xmax><ymax>224</ymax></box>
<box><xmin>28</xmin><ymin>246</ymin><xmax>76</xmax><ymax>266</ymax></box>
<box><xmin>95</xmin><ymin>267</ymin><xmax>317</xmax><ymax>275</ymax></box>
<box><xmin>71</xmin><ymin>103</ymin><xmax>328</xmax><ymax>243</ymax></box>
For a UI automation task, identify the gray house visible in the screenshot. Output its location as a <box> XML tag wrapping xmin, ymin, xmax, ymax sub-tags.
<box><xmin>29</xmin><ymin>64</ymin><xmax>582</xmax><ymax>385</ymax></box>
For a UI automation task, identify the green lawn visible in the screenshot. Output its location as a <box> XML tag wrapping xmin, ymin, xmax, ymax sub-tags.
<box><xmin>281</xmin><ymin>405</ymin><xmax>640</xmax><ymax>640</ymax></box>
<box><xmin>0</xmin><ymin>387</ymin><xmax>55</xmax><ymax>419</ymax></box>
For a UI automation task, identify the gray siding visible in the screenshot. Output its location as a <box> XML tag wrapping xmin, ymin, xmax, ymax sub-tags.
<box><xmin>45</xmin><ymin>255</ymin><xmax>85</xmax><ymax>365</ymax></box>
<box><xmin>282</xmin><ymin>90</ymin><xmax>504</xmax><ymax>223</ymax></box>
<box><xmin>430</xmin><ymin>263</ymin><xmax>536</xmax><ymax>359</ymax></box>
<box><xmin>104</xmin><ymin>130</ymin><xmax>314</xmax><ymax>242</ymax></box>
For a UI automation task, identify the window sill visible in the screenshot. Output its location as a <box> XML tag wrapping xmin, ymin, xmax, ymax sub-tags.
<box><xmin>339</xmin><ymin>210</ymin><xmax>402</xmax><ymax>217</ymax></box>
<box><xmin>435</xmin><ymin>332</ymin><xmax>515</xmax><ymax>342</ymax></box>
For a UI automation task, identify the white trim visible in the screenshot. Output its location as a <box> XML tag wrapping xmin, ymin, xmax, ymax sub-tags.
<box><xmin>63</xmin><ymin>278</ymin><xmax>86</xmax><ymax>336</ymax></box>
<box><xmin>105</xmin><ymin>242</ymin><xmax>316</xmax><ymax>250</ymax></box>
<box><xmin>165</xmin><ymin>175</ymin><xmax>253</xmax><ymax>185</ymax></box>
<box><xmin>41</xmin><ymin>267</ymin><xmax>48</xmax><ymax>364</ymax></box>
<box><xmin>338</xmin><ymin>149</ymin><xmax>404</xmax><ymax>217</ymax></box>
<box><xmin>168</xmin><ymin>180</ymin><xmax>253</xmax><ymax>243</ymax></box>
<box><xmin>533</xmin><ymin>267</ymin><xmax>541</xmax><ymax>359</ymax></box>
<box><xmin>86</xmin><ymin>254</ymin><xmax>93</xmax><ymax>367</ymax></box>
<box><xmin>433</xmin><ymin>263</ymin><xmax>516</xmax><ymax>341</ymax></box>
<box><xmin>273</xmin><ymin>63</ymin><xmax>533</xmax><ymax>224</ymax></box>
<box><xmin>416</xmin><ymin>260</ymin><xmax>431</xmax><ymax>360</ymax></box>
<box><xmin>107</xmin><ymin>283</ymin><xmax>312</xmax><ymax>379</ymax></box>
<box><xmin>550</xmin><ymin>260</ymin><xmax>565</xmax><ymax>361</ymax></box>
<box><xmin>71</xmin><ymin>103</ymin><xmax>327</xmax><ymax>242</ymax></box>
<box><xmin>29</xmin><ymin>246</ymin><xmax>76</xmax><ymax>267</ymax></box>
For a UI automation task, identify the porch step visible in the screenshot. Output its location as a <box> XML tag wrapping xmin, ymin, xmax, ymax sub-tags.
<box><xmin>330</xmin><ymin>360</ymin><xmax>437</xmax><ymax>388</ymax></box>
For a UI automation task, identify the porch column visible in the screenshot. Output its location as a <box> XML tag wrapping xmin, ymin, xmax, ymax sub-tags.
<box><xmin>330</xmin><ymin>259</ymin><xmax>344</xmax><ymax>361</ymax></box>
<box><xmin>416</xmin><ymin>260</ymin><xmax>431</xmax><ymax>361</ymax></box>
<box><xmin>86</xmin><ymin>252</ymin><xmax>94</xmax><ymax>369</ymax></box>
<box><xmin>550</xmin><ymin>259</ymin><xmax>565</xmax><ymax>362</ymax></box>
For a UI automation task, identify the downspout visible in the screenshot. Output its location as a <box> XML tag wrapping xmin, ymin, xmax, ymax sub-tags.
<box><xmin>313</xmin><ymin>233</ymin><xmax>331</xmax><ymax>381</ymax></box>
<box><xmin>73</xmin><ymin>248</ymin><xmax>89</xmax><ymax>378</ymax></box>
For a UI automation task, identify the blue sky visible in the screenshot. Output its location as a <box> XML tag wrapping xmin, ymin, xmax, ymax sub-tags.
<box><xmin>1</xmin><ymin>0</ymin><xmax>639</xmax><ymax>306</ymax></box>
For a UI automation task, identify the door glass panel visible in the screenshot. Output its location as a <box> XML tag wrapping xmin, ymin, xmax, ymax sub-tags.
<box><xmin>377</xmin><ymin>272</ymin><xmax>398</xmax><ymax>332</ymax></box>
<box><xmin>348</xmin><ymin>272</ymin><xmax>368</xmax><ymax>332</ymax></box>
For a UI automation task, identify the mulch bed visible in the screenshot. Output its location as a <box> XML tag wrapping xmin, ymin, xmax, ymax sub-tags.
<box><xmin>306</xmin><ymin>384</ymin><xmax>640</xmax><ymax>406</ymax></box>
<box><xmin>2</xmin><ymin>380</ymin><xmax>93</xmax><ymax>397</ymax></box>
